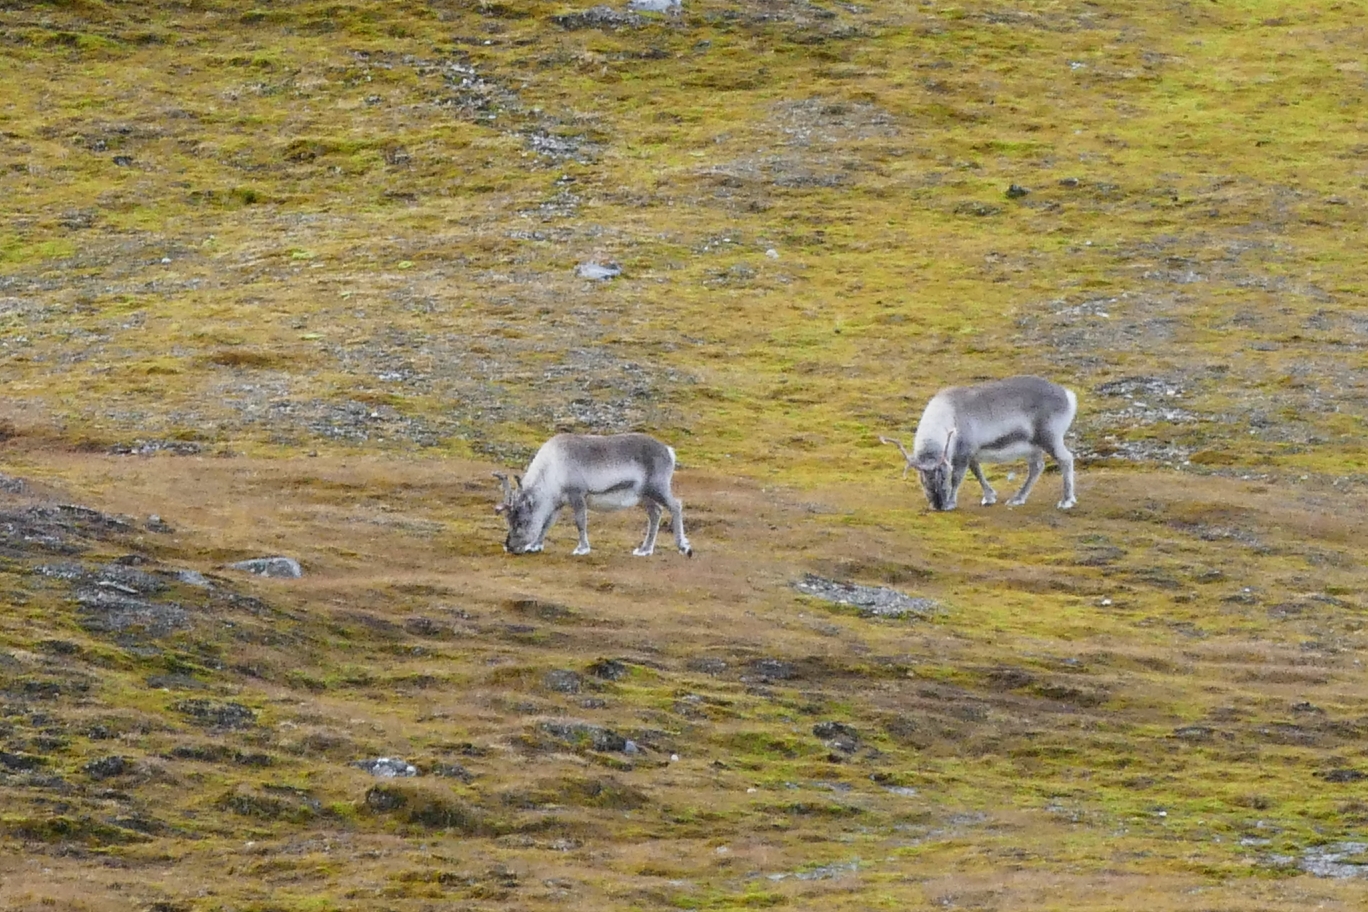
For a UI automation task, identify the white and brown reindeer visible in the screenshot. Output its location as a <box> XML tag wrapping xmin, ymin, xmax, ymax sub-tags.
<box><xmin>881</xmin><ymin>375</ymin><xmax>1078</xmax><ymax>511</ymax></box>
<box><xmin>494</xmin><ymin>433</ymin><xmax>693</xmax><ymax>557</ymax></box>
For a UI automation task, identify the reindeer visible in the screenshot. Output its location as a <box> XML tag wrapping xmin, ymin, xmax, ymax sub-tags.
<box><xmin>881</xmin><ymin>376</ymin><xmax>1078</xmax><ymax>512</ymax></box>
<box><xmin>494</xmin><ymin>433</ymin><xmax>693</xmax><ymax>557</ymax></box>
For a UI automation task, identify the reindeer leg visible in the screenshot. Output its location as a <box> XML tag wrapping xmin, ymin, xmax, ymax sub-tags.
<box><xmin>1045</xmin><ymin>438</ymin><xmax>1077</xmax><ymax>510</ymax></box>
<box><xmin>645</xmin><ymin>484</ymin><xmax>692</xmax><ymax>557</ymax></box>
<box><xmin>946</xmin><ymin>460</ymin><xmax>969</xmax><ymax>511</ymax></box>
<box><xmin>969</xmin><ymin>458</ymin><xmax>997</xmax><ymax>506</ymax></box>
<box><xmin>634</xmin><ymin>501</ymin><xmax>663</xmax><ymax>556</ymax></box>
<box><xmin>1007</xmin><ymin>450</ymin><xmax>1046</xmax><ymax>506</ymax></box>
<box><xmin>569</xmin><ymin>494</ymin><xmax>591</xmax><ymax>555</ymax></box>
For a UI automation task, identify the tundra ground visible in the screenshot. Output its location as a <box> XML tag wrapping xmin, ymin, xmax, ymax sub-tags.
<box><xmin>2</xmin><ymin>1</ymin><xmax>1367</xmax><ymax>909</ymax></box>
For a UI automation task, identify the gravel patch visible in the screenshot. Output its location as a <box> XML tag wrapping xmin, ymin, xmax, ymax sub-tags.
<box><xmin>794</xmin><ymin>574</ymin><xmax>938</xmax><ymax>618</ymax></box>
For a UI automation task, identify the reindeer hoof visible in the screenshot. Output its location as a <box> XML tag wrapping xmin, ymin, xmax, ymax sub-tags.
<box><xmin>682</xmin><ymin>545</ymin><xmax>694</xmax><ymax>558</ymax></box>
<box><xmin>632</xmin><ymin>546</ymin><xmax>654</xmax><ymax>557</ymax></box>
<box><xmin>572</xmin><ymin>545</ymin><xmax>591</xmax><ymax>556</ymax></box>
<box><xmin>981</xmin><ymin>495</ymin><xmax>997</xmax><ymax>506</ymax></box>
<box><xmin>1057</xmin><ymin>497</ymin><xmax>1077</xmax><ymax>510</ymax></box>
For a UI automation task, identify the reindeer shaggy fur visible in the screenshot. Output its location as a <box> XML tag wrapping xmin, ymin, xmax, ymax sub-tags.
<box><xmin>882</xmin><ymin>376</ymin><xmax>1078</xmax><ymax>511</ymax></box>
<box><xmin>495</xmin><ymin>433</ymin><xmax>693</xmax><ymax>557</ymax></box>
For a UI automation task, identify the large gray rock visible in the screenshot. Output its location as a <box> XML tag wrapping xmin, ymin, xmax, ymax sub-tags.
<box><xmin>229</xmin><ymin>557</ymin><xmax>303</xmax><ymax>579</ymax></box>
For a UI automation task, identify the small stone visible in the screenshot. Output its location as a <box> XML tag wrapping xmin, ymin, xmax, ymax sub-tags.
<box><xmin>575</xmin><ymin>261</ymin><xmax>621</xmax><ymax>281</ymax></box>
<box><xmin>354</xmin><ymin>757</ymin><xmax>418</xmax><ymax>778</ymax></box>
<box><xmin>432</xmin><ymin>763</ymin><xmax>474</xmax><ymax>782</ymax></box>
<box><xmin>84</xmin><ymin>755</ymin><xmax>129</xmax><ymax>779</ymax></box>
<box><xmin>628</xmin><ymin>0</ymin><xmax>680</xmax><ymax>11</ymax></box>
<box><xmin>587</xmin><ymin>658</ymin><xmax>629</xmax><ymax>680</ymax></box>
<box><xmin>1006</xmin><ymin>183</ymin><xmax>1030</xmax><ymax>198</ymax></box>
<box><xmin>173</xmin><ymin>569</ymin><xmax>211</xmax><ymax>587</ymax></box>
<box><xmin>113</xmin><ymin>155</ymin><xmax>134</xmax><ymax>166</ymax></box>
<box><xmin>544</xmin><ymin>669</ymin><xmax>583</xmax><ymax>694</ymax></box>
<box><xmin>765</xmin><ymin>248</ymin><xmax>779</xmax><ymax>258</ymax></box>
<box><xmin>146</xmin><ymin>514</ymin><xmax>174</xmax><ymax>533</ymax></box>
<box><xmin>229</xmin><ymin>557</ymin><xmax>303</xmax><ymax>579</ymax></box>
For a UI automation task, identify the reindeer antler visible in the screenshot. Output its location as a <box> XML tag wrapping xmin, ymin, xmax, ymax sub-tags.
<box><xmin>941</xmin><ymin>426</ymin><xmax>957</xmax><ymax>467</ymax></box>
<box><xmin>879</xmin><ymin>436</ymin><xmax>916</xmax><ymax>478</ymax></box>
<box><xmin>492</xmin><ymin>472</ymin><xmax>514</xmax><ymax>513</ymax></box>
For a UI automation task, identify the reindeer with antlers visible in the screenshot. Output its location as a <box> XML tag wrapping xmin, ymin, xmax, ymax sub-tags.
<box><xmin>494</xmin><ymin>433</ymin><xmax>693</xmax><ymax>557</ymax></box>
<box><xmin>881</xmin><ymin>376</ymin><xmax>1078</xmax><ymax>512</ymax></box>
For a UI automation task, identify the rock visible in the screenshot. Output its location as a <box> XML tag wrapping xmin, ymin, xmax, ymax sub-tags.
<box><xmin>538</xmin><ymin>720</ymin><xmax>628</xmax><ymax>752</ymax></box>
<box><xmin>1298</xmin><ymin>842</ymin><xmax>1368</xmax><ymax>878</ymax></box>
<box><xmin>403</xmin><ymin>616</ymin><xmax>445</xmax><ymax>637</ymax></box>
<box><xmin>1006</xmin><ymin>183</ymin><xmax>1031</xmax><ymax>198</ymax></box>
<box><xmin>1317</xmin><ymin>769</ymin><xmax>1367</xmax><ymax>783</ymax></box>
<box><xmin>813</xmin><ymin>721</ymin><xmax>860</xmax><ymax>753</ymax></box>
<box><xmin>686</xmin><ymin>657</ymin><xmax>727</xmax><ymax>676</ymax></box>
<box><xmin>364</xmin><ymin>785</ymin><xmax>407</xmax><ymax>812</ymax></box>
<box><xmin>0</xmin><ymin>473</ymin><xmax>25</xmax><ymax>494</ymax></box>
<box><xmin>812</xmin><ymin>721</ymin><xmax>859</xmax><ymax>741</ymax></box>
<box><xmin>83</xmin><ymin>755</ymin><xmax>129</xmax><ymax>779</ymax></box>
<box><xmin>575</xmin><ymin>261</ymin><xmax>621</xmax><ymax>281</ymax></box>
<box><xmin>146</xmin><ymin>515</ymin><xmax>174</xmax><ymax>533</ymax></box>
<box><xmin>432</xmin><ymin>763</ymin><xmax>474</xmax><ymax>782</ymax></box>
<box><xmin>229</xmin><ymin>556</ymin><xmax>303</xmax><ymax>579</ymax></box>
<box><xmin>171</xmin><ymin>569</ymin><xmax>211</xmax><ymax>587</ymax></box>
<box><xmin>553</xmin><ymin>6</ymin><xmax>642</xmax><ymax>29</ymax></box>
<box><xmin>0</xmin><ymin>750</ymin><xmax>44</xmax><ymax>771</ymax></box>
<box><xmin>793</xmin><ymin>574</ymin><xmax>937</xmax><ymax>619</ymax></box>
<box><xmin>748</xmin><ymin>658</ymin><xmax>798</xmax><ymax>681</ymax></box>
<box><xmin>1172</xmin><ymin>725</ymin><xmax>1214</xmax><ymax>741</ymax></box>
<box><xmin>628</xmin><ymin>0</ymin><xmax>680</xmax><ymax>11</ymax></box>
<box><xmin>587</xmin><ymin>658</ymin><xmax>629</xmax><ymax>680</ymax></box>
<box><xmin>544</xmin><ymin>669</ymin><xmax>583</xmax><ymax>693</ymax></box>
<box><xmin>354</xmin><ymin>757</ymin><xmax>419</xmax><ymax>778</ymax></box>
<box><xmin>174</xmin><ymin>699</ymin><xmax>257</xmax><ymax>729</ymax></box>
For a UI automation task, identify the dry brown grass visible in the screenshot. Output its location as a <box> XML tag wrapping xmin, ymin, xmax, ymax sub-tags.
<box><xmin>1</xmin><ymin>441</ymin><xmax>1367</xmax><ymax>908</ymax></box>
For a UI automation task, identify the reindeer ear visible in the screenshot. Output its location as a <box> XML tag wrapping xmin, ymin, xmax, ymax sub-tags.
<box><xmin>513</xmin><ymin>474</ymin><xmax>523</xmax><ymax>490</ymax></box>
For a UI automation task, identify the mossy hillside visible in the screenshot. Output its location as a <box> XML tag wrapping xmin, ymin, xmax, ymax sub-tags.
<box><xmin>0</xmin><ymin>1</ymin><xmax>1363</xmax><ymax>473</ymax></box>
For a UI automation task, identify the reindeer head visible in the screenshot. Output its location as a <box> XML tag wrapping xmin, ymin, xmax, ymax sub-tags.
<box><xmin>914</xmin><ymin>427</ymin><xmax>959</xmax><ymax>510</ymax></box>
<box><xmin>493</xmin><ymin>472</ymin><xmax>544</xmax><ymax>554</ymax></box>
<box><xmin>882</xmin><ymin>428</ymin><xmax>958</xmax><ymax>511</ymax></box>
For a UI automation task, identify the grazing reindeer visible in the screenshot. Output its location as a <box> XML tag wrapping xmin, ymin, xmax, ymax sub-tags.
<box><xmin>881</xmin><ymin>375</ymin><xmax>1078</xmax><ymax>511</ymax></box>
<box><xmin>494</xmin><ymin>433</ymin><xmax>693</xmax><ymax>557</ymax></box>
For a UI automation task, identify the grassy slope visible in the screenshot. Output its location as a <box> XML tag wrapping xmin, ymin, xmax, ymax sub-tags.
<box><xmin>2</xmin><ymin>1</ymin><xmax>1368</xmax><ymax>909</ymax></box>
